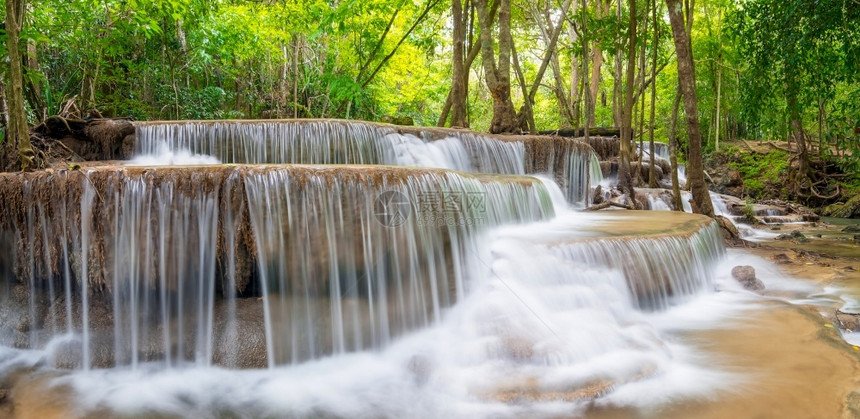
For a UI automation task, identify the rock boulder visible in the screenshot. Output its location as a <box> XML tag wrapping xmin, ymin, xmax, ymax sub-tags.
<box><xmin>731</xmin><ymin>265</ymin><xmax>765</xmax><ymax>291</ymax></box>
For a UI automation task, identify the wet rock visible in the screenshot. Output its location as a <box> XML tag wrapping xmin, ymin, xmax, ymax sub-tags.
<box><xmin>771</xmin><ymin>253</ymin><xmax>792</xmax><ymax>264</ymax></box>
<box><xmin>715</xmin><ymin>215</ymin><xmax>739</xmax><ymax>240</ymax></box>
<box><xmin>392</xmin><ymin>116</ymin><xmax>414</xmax><ymax>126</ymax></box>
<box><xmin>731</xmin><ymin>265</ymin><xmax>765</xmax><ymax>291</ymax></box>
<box><xmin>835</xmin><ymin>311</ymin><xmax>860</xmax><ymax>332</ymax></box>
<box><xmin>776</xmin><ymin>230</ymin><xmax>807</xmax><ymax>242</ymax></box>
<box><xmin>638</xmin><ymin>162</ymin><xmax>664</xmax><ymax>181</ymax></box>
<box><xmin>725</xmin><ymin>169</ymin><xmax>743</xmax><ymax>187</ymax></box>
<box><xmin>592</xmin><ymin>185</ymin><xmax>604</xmax><ymax>205</ymax></box>
<box><xmin>842</xmin><ymin>225</ymin><xmax>860</xmax><ymax>233</ymax></box>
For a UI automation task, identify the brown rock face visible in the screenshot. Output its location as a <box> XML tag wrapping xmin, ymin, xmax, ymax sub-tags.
<box><xmin>715</xmin><ymin>215</ymin><xmax>740</xmax><ymax>240</ymax></box>
<box><xmin>835</xmin><ymin>311</ymin><xmax>860</xmax><ymax>332</ymax></box>
<box><xmin>731</xmin><ymin>265</ymin><xmax>765</xmax><ymax>291</ymax></box>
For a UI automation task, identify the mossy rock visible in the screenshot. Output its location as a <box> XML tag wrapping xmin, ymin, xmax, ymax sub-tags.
<box><xmin>823</xmin><ymin>193</ymin><xmax>860</xmax><ymax>218</ymax></box>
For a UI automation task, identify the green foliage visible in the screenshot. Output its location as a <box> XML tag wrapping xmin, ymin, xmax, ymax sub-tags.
<box><xmin>0</xmin><ymin>0</ymin><xmax>855</xmax><ymax>191</ymax></box>
<box><xmin>731</xmin><ymin>0</ymin><xmax>860</xmax><ymax>144</ymax></box>
<box><xmin>725</xmin><ymin>146</ymin><xmax>790</xmax><ymax>198</ymax></box>
<box><xmin>740</xmin><ymin>198</ymin><xmax>757</xmax><ymax>224</ymax></box>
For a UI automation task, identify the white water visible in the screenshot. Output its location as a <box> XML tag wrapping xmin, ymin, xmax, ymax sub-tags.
<box><xmin>132</xmin><ymin>121</ymin><xmax>601</xmax><ymax>205</ymax></box>
<box><xmin>648</xmin><ymin>195</ymin><xmax>672</xmax><ymax>211</ymax></box>
<box><xmin>1</xmin><ymin>207</ymin><xmax>749</xmax><ymax>418</ymax></box>
<box><xmin>128</xmin><ymin>144</ymin><xmax>221</xmax><ymax>166</ymax></box>
<box><xmin>6</xmin><ymin>120</ymin><xmax>837</xmax><ymax>417</ymax></box>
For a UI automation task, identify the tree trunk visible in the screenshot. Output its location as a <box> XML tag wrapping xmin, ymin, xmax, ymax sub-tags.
<box><xmin>0</xmin><ymin>80</ymin><xmax>8</xmax><ymax>129</ymax></box>
<box><xmin>714</xmin><ymin>8</ymin><xmax>723</xmax><ymax>152</ymax></box>
<box><xmin>669</xmin><ymin>89</ymin><xmax>683</xmax><ymax>210</ymax></box>
<box><xmin>787</xmin><ymin>89</ymin><xmax>809</xmax><ymax>185</ymax></box>
<box><xmin>612</xmin><ymin>0</ymin><xmax>623</xmax><ymax>128</ymax></box>
<box><xmin>635</xmin><ymin>16</ymin><xmax>647</xmax><ymax>186</ymax></box>
<box><xmin>294</xmin><ymin>38</ymin><xmax>300</xmax><ymax>118</ymax></box>
<box><xmin>450</xmin><ymin>0</ymin><xmax>468</xmax><ymax>127</ymax></box>
<box><xmin>475</xmin><ymin>0</ymin><xmax>517</xmax><ymax>133</ymax></box>
<box><xmin>515</xmin><ymin>0</ymin><xmax>573</xmax><ymax>130</ymax></box>
<box><xmin>511</xmin><ymin>42</ymin><xmax>535</xmax><ymax>133</ymax></box>
<box><xmin>581</xmin><ymin>0</ymin><xmax>591</xmax><ymax>144</ymax></box>
<box><xmin>648</xmin><ymin>0</ymin><xmax>658</xmax><ymax>188</ymax></box>
<box><xmin>534</xmin><ymin>4</ymin><xmax>574</xmax><ymax>127</ymax></box>
<box><xmin>587</xmin><ymin>0</ymin><xmax>608</xmax><ymax>127</ymax></box>
<box><xmin>618</xmin><ymin>0</ymin><xmax>637</xmax><ymax>201</ymax></box>
<box><xmin>5</xmin><ymin>0</ymin><xmax>35</xmax><ymax>171</ymax></box>
<box><xmin>438</xmin><ymin>0</ymin><xmax>497</xmax><ymax>127</ymax></box>
<box><xmin>568</xmin><ymin>21</ymin><xmax>582</xmax><ymax>126</ymax></box>
<box><xmin>665</xmin><ymin>0</ymin><xmax>714</xmax><ymax>218</ymax></box>
<box><xmin>24</xmin><ymin>38</ymin><xmax>45</xmax><ymax>121</ymax></box>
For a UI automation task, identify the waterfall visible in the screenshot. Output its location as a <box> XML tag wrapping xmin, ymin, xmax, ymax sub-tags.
<box><xmin>589</xmin><ymin>151</ymin><xmax>604</xmax><ymax>188</ymax></box>
<box><xmin>0</xmin><ymin>120</ymin><xmax>736</xmax><ymax>417</ymax></box>
<box><xmin>552</xmin><ymin>222</ymin><xmax>724</xmax><ymax>310</ymax></box>
<box><xmin>0</xmin><ymin>165</ymin><xmax>556</xmax><ymax>369</ymax></box>
<box><xmin>133</xmin><ymin>120</ymin><xmax>597</xmax><ymax>205</ymax></box>
<box><xmin>134</xmin><ymin>120</ymin><xmax>398</xmax><ymax>165</ymax></box>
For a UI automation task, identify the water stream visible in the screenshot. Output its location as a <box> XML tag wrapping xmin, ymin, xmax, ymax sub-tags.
<box><xmin>0</xmin><ymin>120</ymin><xmax>854</xmax><ymax>417</ymax></box>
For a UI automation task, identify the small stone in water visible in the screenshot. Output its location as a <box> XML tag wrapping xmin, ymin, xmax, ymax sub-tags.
<box><xmin>731</xmin><ymin>265</ymin><xmax>765</xmax><ymax>291</ymax></box>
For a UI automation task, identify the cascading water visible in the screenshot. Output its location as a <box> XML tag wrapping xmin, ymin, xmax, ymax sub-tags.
<box><xmin>0</xmin><ymin>165</ymin><xmax>555</xmax><ymax>369</ymax></box>
<box><xmin>133</xmin><ymin>120</ymin><xmax>596</xmax><ymax>205</ymax></box>
<box><xmin>0</xmin><ymin>121</ymin><xmax>741</xmax><ymax>417</ymax></box>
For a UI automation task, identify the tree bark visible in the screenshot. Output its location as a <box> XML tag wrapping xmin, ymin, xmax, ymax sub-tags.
<box><xmin>587</xmin><ymin>0</ymin><xmax>609</xmax><ymax>127</ymax></box>
<box><xmin>635</xmin><ymin>15</ymin><xmax>647</xmax><ymax>186</ymax></box>
<box><xmin>665</xmin><ymin>0</ymin><xmax>714</xmax><ymax>218</ymax></box>
<box><xmin>612</xmin><ymin>0</ymin><xmax>623</xmax><ymax>128</ymax></box>
<box><xmin>511</xmin><ymin>41</ymin><xmax>535</xmax><ymax>133</ymax></box>
<box><xmin>580</xmin><ymin>0</ymin><xmax>591</xmax><ymax>145</ymax></box>
<box><xmin>5</xmin><ymin>0</ymin><xmax>35</xmax><ymax>171</ymax></box>
<box><xmin>475</xmin><ymin>0</ymin><xmax>517</xmax><ymax>133</ymax></box>
<box><xmin>437</xmin><ymin>0</ymin><xmax>498</xmax><ymax>127</ymax></box>
<box><xmin>648</xmin><ymin>0</ymin><xmax>659</xmax><ymax>188</ymax></box>
<box><xmin>533</xmin><ymin>3</ymin><xmax>575</xmax><ymax>127</ymax></box>
<box><xmin>568</xmin><ymin>16</ymin><xmax>582</xmax><ymax>126</ymax></box>
<box><xmin>618</xmin><ymin>0</ymin><xmax>637</xmax><ymax>201</ymax></box>
<box><xmin>787</xmin><ymin>88</ymin><xmax>809</xmax><ymax>185</ymax></box>
<box><xmin>669</xmin><ymin>89</ymin><xmax>683</xmax><ymax>210</ymax></box>
<box><xmin>515</xmin><ymin>0</ymin><xmax>573</xmax><ymax>130</ymax></box>
<box><xmin>450</xmin><ymin>0</ymin><xmax>468</xmax><ymax>127</ymax></box>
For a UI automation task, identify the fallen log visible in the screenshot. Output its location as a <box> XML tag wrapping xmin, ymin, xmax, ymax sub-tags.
<box><xmin>585</xmin><ymin>200</ymin><xmax>635</xmax><ymax>211</ymax></box>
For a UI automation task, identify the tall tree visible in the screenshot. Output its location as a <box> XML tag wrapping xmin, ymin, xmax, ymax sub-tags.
<box><xmin>475</xmin><ymin>0</ymin><xmax>518</xmax><ymax>133</ymax></box>
<box><xmin>618</xmin><ymin>0</ymin><xmax>637</xmax><ymax>201</ymax></box>
<box><xmin>5</xmin><ymin>0</ymin><xmax>36</xmax><ymax>171</ymax></box>
<box><xmin>449</xmin><ymin>0</ymin><xmax>468</xmax><ymax>127</ymax></box>
<box><xmin>665</xmin><ymin>0</ymin><xmax>714</xmax><ymax>217</ymax></box>
<box><xmin>668</xmin><ymin>89</ymin><xmax>684</xmax><ymax>210</ymax></box>
<box><xmin>647</xmin><ymin>0</ymin><xmax>658</xmax><ymax>187</ymax></box>
<box><xmin>611</xmin><ymin>0</ymin><xmax>623</xmax><ymax>128</ymax></box>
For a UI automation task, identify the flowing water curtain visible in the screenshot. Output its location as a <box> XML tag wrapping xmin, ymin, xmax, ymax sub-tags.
<box><xmin>552</xmin><ymin>221</ymin><xmax>725</xmax><ymax>310</ymax></box>
<box><xmin>0</xmin><ymin>166</ymin><xmax>558</xmax><ymax>369</ymax></box>
<box><xmin>132</xmin><ymin>121</ymin><xmax>600</xmax><ymax>204</ymax></box>
<box><xmin>242</xmin><ymin>168</ymin><xmax>557</xmax><ymax>365</ymax></box>
<box><xmin>134</xmin><ymin>121</ymin><xmax>400</xmax><ymax>165</ymax></box>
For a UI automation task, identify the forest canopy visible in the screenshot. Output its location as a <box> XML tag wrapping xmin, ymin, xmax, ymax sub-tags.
<box><xmin>0</xmin><ymin>0</ymin><xmax>858</xmax><ymax>204</ymax></box>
